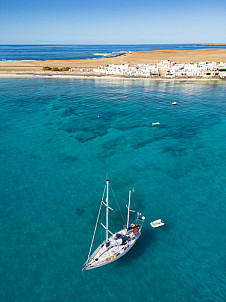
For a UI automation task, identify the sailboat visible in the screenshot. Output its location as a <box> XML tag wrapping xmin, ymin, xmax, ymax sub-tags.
<box><xmin>83</xmin><ymin>179</ymin><xmax>145</xmax><ymax>270</ymax></box>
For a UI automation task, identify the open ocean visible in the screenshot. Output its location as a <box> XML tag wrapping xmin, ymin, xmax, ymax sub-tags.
<box><xmin>1</xmin><ymin>44</ymin><xmax>226</xmax><ymax>61</ymax></box>
<box><xmin>0</xmin><ymin>76</ymin><xmax>226</xmax><ymax>302</ymax></box>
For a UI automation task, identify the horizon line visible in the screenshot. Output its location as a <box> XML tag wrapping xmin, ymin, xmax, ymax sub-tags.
<box><xmin>0</xmin><ymin>42</ymin><xmax>226</xmax><ymax>46</ymax></box>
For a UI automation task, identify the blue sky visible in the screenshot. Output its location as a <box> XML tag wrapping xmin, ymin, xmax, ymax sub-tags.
<box><xmin>0</xmin><ymin>0</ymin><xmax>226</xmax><ymax>44</ymax></box>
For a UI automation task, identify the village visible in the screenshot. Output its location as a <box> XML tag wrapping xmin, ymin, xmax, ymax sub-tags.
<box><xmin>92</xmin><ymin>60</ymin><xmax>226</xmax><ymax>78</ymax></box>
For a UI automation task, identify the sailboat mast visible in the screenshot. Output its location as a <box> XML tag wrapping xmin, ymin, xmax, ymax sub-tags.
<box><xmin>126</xmin><ymin>189</ymin><xmax>132</xmax><ymax>229</ymax></box>
<box><xmin>106</xmin><ymin>179</ymin><xmax>109</xmax><ymax>243</ymax></box>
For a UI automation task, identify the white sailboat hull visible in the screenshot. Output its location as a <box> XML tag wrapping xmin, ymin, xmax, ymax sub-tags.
<box><xmin>84</xmin><ymin>238</ymin><xmax>138</xmax><ymax>270</ymax></box>
<box><xmin>83</xmin><ymin>228</ymin><xmax>141</xmax><ymax>270</ymax></box>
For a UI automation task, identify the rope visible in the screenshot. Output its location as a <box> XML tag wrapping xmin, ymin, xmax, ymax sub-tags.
<box><xmin>109</xmin><ymin>183</ymin><xmax>126</xmax><ymax>225</ymax></box>
<box><xmin>86</xmin><ymin>183</ymin><xmax>106</xmax><ymax>262</ymax></box>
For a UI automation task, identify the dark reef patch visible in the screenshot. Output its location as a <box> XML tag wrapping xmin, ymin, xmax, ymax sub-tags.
<box><xmin>61</xmin><ymin>106</ymin><xmax>79</xmax><ymax>118</ymax></box>
<box><xmin>60</xmin><ymin>154</ymin><xmax>77</xmax><ymax>162</ymax></box>
<box><xmin>75</xmin><ymin>132</ymin><xmax>98</xmax><ymax>143</ymax></box>
<box><xmin>59</xmin><ymin>118</ymin><xmax>108</xmax><ymax>136</ymax></box>
<box><xmin>112</xmin><ymin>120</ymin><xmax>146</xmax><ymax>132</ymax></box>
<box><xmin>97</xmin><ymin>136</ymin><xmax>127</xmax><ymax>159</ymax></box>
<box><xmin>161</xmin><ymin>144</ymin><xmax>187</xmax><ymax>157</ymax></box>
<box><xmin>131</xmin><ymin>135</ymin><xmax>163</xmax><ymax>150</ymax></box>
<box><xmin>75</xmin><ymin>208</ymin><xmax>84</xmax><ymax>216</ymax></box>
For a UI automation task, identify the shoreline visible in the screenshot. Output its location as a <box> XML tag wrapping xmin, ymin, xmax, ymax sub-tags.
<box><xmin>0</xmin><ymin>49</ymin><xmax>226</xmax><ymax>80</ymax></box>
<box><xmin>0</xmin><ymin>72</ymin><xmax>224</xmax><ymax>82</ymax></box>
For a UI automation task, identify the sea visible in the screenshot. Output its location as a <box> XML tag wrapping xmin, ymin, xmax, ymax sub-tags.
<box><xmin>0</xmin><ymin>46</ymin><xmax>226</xmax><ymax>302</ymax></box>
<box><xmin>0</xmin><ymin>44</ymin><xmax>226</xmax><ymax>61</ymax></box>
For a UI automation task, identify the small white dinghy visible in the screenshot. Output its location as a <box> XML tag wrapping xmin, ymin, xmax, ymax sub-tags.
<box><xmin>150</xmin><ymin>219</ymin><xmax>165</xmax><ymax>228</ymax></box>
<box><xmin>172</xmin><ymin>102</ymin><xmax>177</xmax><ymax>105</ymax></box>
<box><xmin>152</xmin><ymin>122</ymin><xmax>160</xmax><ymax>126</ymax></box>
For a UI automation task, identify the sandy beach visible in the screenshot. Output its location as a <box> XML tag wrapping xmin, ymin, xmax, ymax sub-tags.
<box><xmin>0</xmin><ymin>48</ymin><xmax>226</xmax><ymax>78</ymax></box>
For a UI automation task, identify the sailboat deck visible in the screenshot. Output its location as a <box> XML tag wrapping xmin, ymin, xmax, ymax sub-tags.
<box><xmin>84</xmin><ymin>228</ymin><xmax>141</xmax><ymax>270</ymax></box>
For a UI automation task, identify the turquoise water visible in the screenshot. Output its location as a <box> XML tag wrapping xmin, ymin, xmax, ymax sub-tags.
<box><xmin>0</xmin><ymin>78</ymin><xmax>225</xmax><ymax>302</ymax></box>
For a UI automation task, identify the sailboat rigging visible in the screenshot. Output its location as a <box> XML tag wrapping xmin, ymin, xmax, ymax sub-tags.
<box><xmin>83</xmin><ymin>179</ymin><xmax>145</xmax><ymax>270</ymax></box>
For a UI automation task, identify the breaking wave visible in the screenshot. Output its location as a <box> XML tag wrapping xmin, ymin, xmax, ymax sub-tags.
<box><xmin>93</xmin><ymin>51</ymin><xmax>128</xmax><ymax>58</ymax></box>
